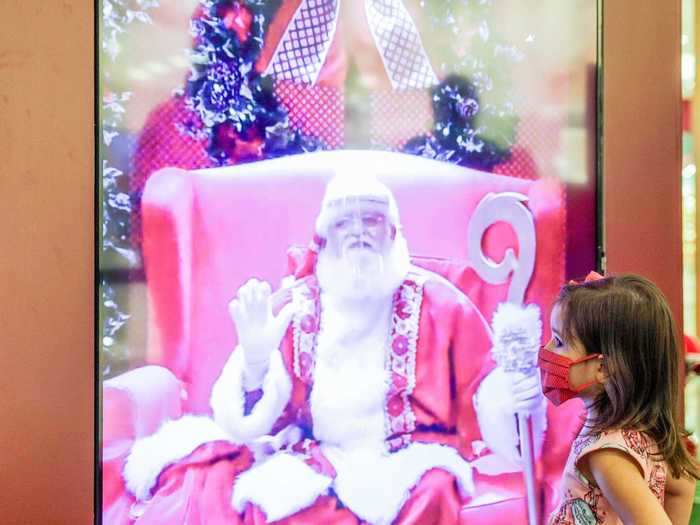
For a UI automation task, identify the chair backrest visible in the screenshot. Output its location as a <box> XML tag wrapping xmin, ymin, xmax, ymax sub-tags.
<box><xmin>142</xmin><ymin>150</ymin><xmax>565</xmax><ymax>412</ymax></box>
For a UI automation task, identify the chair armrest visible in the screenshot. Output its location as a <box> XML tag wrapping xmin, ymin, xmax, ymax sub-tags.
<box><xmin>102</xmin><ymin>365</ymin><xmax>185</xmax><ymax>511</ymax></box>
<box><xmin>103</xmin><ymin>365</ymin><xmax>185</xmax><ymax>441</ymax></box>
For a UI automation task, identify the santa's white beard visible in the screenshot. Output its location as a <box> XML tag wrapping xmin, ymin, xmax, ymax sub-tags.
<box><xmin>316</xmin><ymin>233</ymin><xmax>410</xmax><ymax>304</ymax></box>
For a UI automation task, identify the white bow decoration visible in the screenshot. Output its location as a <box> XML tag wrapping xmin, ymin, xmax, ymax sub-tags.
<box><xmin>264</xmin><ymin>0</ymin><xmax>438</xmax><ymax>90</ymax></box>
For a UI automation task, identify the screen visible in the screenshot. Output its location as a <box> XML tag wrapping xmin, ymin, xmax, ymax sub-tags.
<box><xmin>99</xmin><ymin>1</ymin><xmax>598</xmax><ymax>523</ymax></box>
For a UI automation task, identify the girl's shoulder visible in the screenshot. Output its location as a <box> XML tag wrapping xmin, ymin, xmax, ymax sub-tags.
<box><xmin>574</xmin><ymin>428</ymin><xmax>666</xmax><ymax>495</ymax></box>
<box><xmin>573</xmin><ymin>429</ymin><xmax>658</xmax><ymax>463</ymax></box>
<box><xmin>575</xmin><ymin>428</ymin><xmax>659</xmax><ymax>461</ymax></box>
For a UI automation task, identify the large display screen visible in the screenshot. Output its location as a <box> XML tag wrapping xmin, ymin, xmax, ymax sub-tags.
<box><xmin>99</xmin><ymin>1</ymin><xmax>598</xmax><ymax>523</ymax></box>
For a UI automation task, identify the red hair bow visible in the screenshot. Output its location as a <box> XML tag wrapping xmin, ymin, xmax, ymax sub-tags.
<box><xmin>568</xmin><ymin>271</ymin><xmax>605</xmax><ymax>286</ymax></box>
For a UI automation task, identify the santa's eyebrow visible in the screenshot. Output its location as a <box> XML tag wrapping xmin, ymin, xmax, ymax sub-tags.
<box><xmin>327</xmin><ymin>196</ymin><xmax>389</xmax><ymax>207</ymax></box>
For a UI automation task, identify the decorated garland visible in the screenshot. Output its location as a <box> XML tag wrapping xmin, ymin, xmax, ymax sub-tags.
<box><xmin>177</xmin><ymin>0</ymin><xmax>516</xmax><ymax>170</ymax></box>
<box><xmin>400</xmin><ymin>0</ymin><xmax>518</xmax><ymax>171</ymax></box>
<box><xmin>179</xmin><ymin>0</ymin><xmax>326</xmax><ymax>165</ymax></box>
<box><xmin>401</xmin><ymin>74</ymin><xmax>516</xmax><ymax>171</ymax></box>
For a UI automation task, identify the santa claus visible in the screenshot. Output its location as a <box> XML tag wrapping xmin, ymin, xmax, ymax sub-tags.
<box><xmin>123</xmin><ymin>170</ymin><xmax>547</xmax><ymax>524</ymax></box>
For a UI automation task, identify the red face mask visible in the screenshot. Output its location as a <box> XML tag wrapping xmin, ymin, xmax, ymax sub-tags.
<box><xmin>538</xmin><ymin>347</ymin><xmax>603</xmax><ymax>406</ymax></box>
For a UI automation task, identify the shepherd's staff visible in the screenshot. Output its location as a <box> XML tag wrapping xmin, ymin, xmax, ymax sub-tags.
<box><xmin>491</xmin><ymin>302</ymin><xmax>542</xmax><ymax>525</ymax></box>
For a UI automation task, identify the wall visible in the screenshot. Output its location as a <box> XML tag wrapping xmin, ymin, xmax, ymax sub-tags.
<box><xmin>0</xmin><ymin>2</ymin><xmax>94</xmax><ymax>523</ymax></box>
<box><xmin>602</xmin><ymin>1</ymin><xmax>683</xmax><ymax>332</ymax></box>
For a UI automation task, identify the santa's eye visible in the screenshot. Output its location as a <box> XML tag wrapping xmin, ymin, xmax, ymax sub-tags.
<box><xmin>334</xmin><ymin>218</ymin><xmax>351</xmax><ymax>229</ymax></box>
<box><xmin>361</xmin><ymin>213</ymin><xmax>386</xmax><ymax>228</ymax></box>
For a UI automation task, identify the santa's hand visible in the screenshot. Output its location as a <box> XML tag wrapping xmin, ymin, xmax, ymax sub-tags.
<box><xmin>511</xmin><ymin>370</ymin><xmax>544</xmax><ymax>414</ymax></box>
<box><xmin>229</xmin><ymin>279</ymin><xmax>296</xmax><ymax>368</ymax></box>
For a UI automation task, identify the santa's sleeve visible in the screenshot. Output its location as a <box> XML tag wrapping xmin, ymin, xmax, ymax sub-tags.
<box><xmin>210</xmin><ymin>346</ymin><xmax>293</xmax><ymax>443</ymax></box>
<box><xmin>449</xmin><ymin>295</ymin><xmax>497</xmax><ymax>458</ymax></box>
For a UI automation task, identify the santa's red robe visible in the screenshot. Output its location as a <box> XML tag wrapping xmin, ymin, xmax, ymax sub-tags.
<box><xmin>123</xmin><ymin>267</ymin><xmax>545</xmax><ymax>524</ymax></box>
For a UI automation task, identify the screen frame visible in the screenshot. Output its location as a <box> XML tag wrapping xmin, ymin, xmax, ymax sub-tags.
<box><xmin>0</xmin><ymin>0</ymin><xmax>682</xmax><ymax>522</ymax></box>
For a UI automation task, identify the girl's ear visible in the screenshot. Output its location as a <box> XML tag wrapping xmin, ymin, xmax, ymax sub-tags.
<box><xmin>595</xmin><ymin>356</ymin><xmax>609</xmax><ymax>384</ymax></box>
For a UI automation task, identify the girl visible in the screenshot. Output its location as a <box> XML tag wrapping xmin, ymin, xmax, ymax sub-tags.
<box><xmin>539</xmin><ymin>273</ymin><xmax>699</xmax><ymax>524</ymax></box>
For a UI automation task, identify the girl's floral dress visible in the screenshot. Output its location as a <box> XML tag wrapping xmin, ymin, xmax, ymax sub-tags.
<box><xmin>548</xmin><ymin>429</ymin><xmax>667</xmax><ymax>525</ymax></box>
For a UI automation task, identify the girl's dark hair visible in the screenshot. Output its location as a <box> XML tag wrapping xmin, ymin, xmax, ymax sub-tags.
<box><xmin>557</xmin><ymin>274</ymin><xmax>700</xmax><ymax>479</ymax></box>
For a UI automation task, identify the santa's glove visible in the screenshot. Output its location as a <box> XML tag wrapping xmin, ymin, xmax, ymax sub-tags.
<box><xmin>512</xmin><ymin>370</ymin><xmax>548</xmax><ymax>459</ymax></box>
<box><xmin>474</xmin><ymin>302</ymin><xmax>548</xmax><ymax>464</ymax></box>
<box><xmin>229</xmin><ymin>279</ymin><xmax>296</xmax><ymax>388</ymax></box>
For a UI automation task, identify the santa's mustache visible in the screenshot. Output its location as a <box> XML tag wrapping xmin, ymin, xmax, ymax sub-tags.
<box><xmin>316</xmin><ymin>229</ymin><xmax>411</xmax><ymax>303</ymax></box>
<box><xmin>342</xmin><ymin>236</ymin><xmax>377</xmax><ymax>252</ymax></box>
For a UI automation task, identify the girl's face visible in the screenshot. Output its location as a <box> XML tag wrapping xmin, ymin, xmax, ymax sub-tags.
<box><xmin>545</xmin><ymin>304</ymin><xmax>605</xmax><ymax>399</ymax></box>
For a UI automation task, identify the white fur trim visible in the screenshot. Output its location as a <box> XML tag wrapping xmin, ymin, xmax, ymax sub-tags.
<box><xmin>473</xmin><ymin>367</ymin><xmax>547</xmax><ymax>465</ymax></box>
<box><xmin>327</xmin><ymin>443</ymin><xmax>474</xmax><ymax>525</ymax></box>
<box><xmin>210</xmin><ymin>348</ymin><xmax>292</xmax><ymax>443</ymax></box>
<box><xmin>123</xmin><ymin>415</ymin><xmax>229</xmax><ymax>501</ymax></box>
<box><xmin>490</xmin><ymin>302</ymin><xmax>542</xmax><ymax>371</ymax></box>
<box><xmin>231</xmin><ymin>453</ymin><xmax>332</xmax><ymax>520</ymax></box>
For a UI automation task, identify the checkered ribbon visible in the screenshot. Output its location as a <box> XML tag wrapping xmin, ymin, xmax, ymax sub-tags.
<box><xmin>364</xmin><ymin>0</ymin><xmax>437</xmax><ymax>90</ymax></box>
<box><xmin>265</xmin><ymin>0</ymin><xmax>438</xmax><ymax>90</ymax></box>
<box><xmin>264</xmin><ymin>0</ymin><xmax>340</xmax><ymax>85</ymax></box>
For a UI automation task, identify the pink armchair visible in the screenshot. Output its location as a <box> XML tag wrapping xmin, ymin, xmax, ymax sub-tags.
<box><xmin>103</xmin><ymin>150</ymin><xmax>582</xmax><ymax>524</ymax></box>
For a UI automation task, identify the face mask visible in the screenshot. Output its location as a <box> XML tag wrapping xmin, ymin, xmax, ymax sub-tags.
<box><xmin>538</xmin><ymin>347</ymin><xmax>603</xmax><ymax>406</ymax></box>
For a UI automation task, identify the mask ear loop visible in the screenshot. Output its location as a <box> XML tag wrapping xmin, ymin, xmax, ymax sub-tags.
<box><xmin>570</xmin><ymin>354</ymin><xmax>605</xmax><ymax>392</ymax></box>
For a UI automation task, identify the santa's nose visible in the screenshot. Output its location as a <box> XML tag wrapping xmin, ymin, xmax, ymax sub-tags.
<box><xmin>348</xmin><ymin>215</ymin><xmax>364</xmax><ymax>234</ymax></box>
